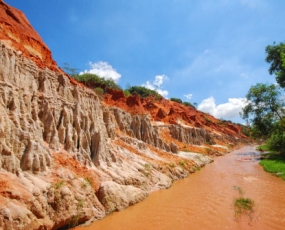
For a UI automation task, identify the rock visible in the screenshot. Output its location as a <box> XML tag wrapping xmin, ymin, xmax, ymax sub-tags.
<box><xmin>170</xmin><ymin>142</ymin><xmax>178</xmax><ymax>153</ymax></box>
<box><xmin>178</xmin><ymin>151</ymin><xmax>213</xmax><ymax>167</ymax></box>
<box><xmin>169</xmin><ymin>124</ymin><xmax>216</xmax><ymax>145</ymax></box>
<box><xmin>97</xmin><ymin>181</ymin><xmax>148</xmax><ymax>213</ymax></box>
<box><xmin>156</xmin><ymin>108</ymin><xmax>167</xmax><ymax>119</ymax></box>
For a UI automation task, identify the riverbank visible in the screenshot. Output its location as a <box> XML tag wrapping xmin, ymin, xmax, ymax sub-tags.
<box><xmin>260</xmin><ymin>153</ymin><xmax>285</xmax><ymax>180</ymax></box>
<box><xmin>256</xmin><ymin>144</ymin><xmax>285</xmax><ymax>181</ymax></box>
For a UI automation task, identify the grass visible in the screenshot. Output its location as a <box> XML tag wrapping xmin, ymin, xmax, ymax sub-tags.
<box><xmin>141</xmin><ymin>163</ymin><xmax>152</xmax><ymax>177</ymax></box>
<box><xmin>54</xmin><ymin>180</ymin><xmax>64</xmax><ymax>189</ymax></box>
<box><xmin>144</xmin><ymin>163</ymin><xmax>151</xmax><ymax>170</ymax></box>
<box><xmin>204</xmin><ymin>148</ymin><xmax>211</xmax><ymax>154</ymax></box>
<box><xmin>256</xmin><ymin>144</ymin><xmax>270</xmax><ymax>152</ymax></box>
<box><xmin>233</xmin><ymin>186</ymin><xmax>255</xmax><ymax>219</ymax></box>
<box><xmin>69</xmin><ymin>199</ymin><xmax>85</xmax><ymax>228</ymax></box>
<box><xmin>81</xmin><ymin>177</ymin><xmax>93</xmax><ymax>188</ymax></box>
<box><xmin>51</xmin><ymin>181</ymin><xmax>65</xmax><ymax>211</ymax></box>
<box><xmin>234</xmin><ymin>197</ymin><xmax>255</xmax><ymax>217</ymax></box>
<box><xmin>179</xmin><ymin>161</ymin><xmax>186</xmax><ymax>168</ymax></box>
<box><xmin>259</xmin><ymin>153</ymin><xmax>285</xmax><ymax>180</ymax></box>
<box><xmin>204</xmin><ymin>116</ymin><xmax>212</xmax><ymax>123</ymax></box>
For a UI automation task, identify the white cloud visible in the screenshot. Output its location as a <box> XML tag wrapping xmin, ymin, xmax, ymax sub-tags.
<box><xmin>153</xmin><ymin>75</ymin><xmax>169</xmax><ymax>88</ymax></box>
<box><xmin>80</xmin><ymin>61</ymin><xmax>121</xmax><ymax>82</ymax></box>
<box><xmin>198</xmin><ymin>96</ymin><xmax>248</xmax><ymax>120</ymax></box>
<box><xmin>184</xmin><ymin>94</ymin><xmax>193</xmax><ymax>100</ymax></box>
<box><xmin>143</xmin><ymin>81</ymin><xmax>156</xmax><ymax>91</ymax></box>
<box><xmin>157</xmin><ymin>89</ymin><xmax>169</xmax><ymax>97</ymax></box>
<box><xmin>142</xmin><ymin>75</ymin><xmax>169</xmax><ymax>97</ymax></box>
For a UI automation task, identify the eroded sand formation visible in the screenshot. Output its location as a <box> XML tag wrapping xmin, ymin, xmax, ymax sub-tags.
<box><xmin>0</xmin><ymin>1</ymin><xmax>252</xmax><ymax>229</ymax></box>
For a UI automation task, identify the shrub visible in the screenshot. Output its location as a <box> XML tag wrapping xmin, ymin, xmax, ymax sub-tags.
<box><xmin>183</xmin><ymin>101</ymin><xmax>195</xmax><ymax>108</ymax></box>
<box><xmin>170</xmin><ymin>97</ymin><xmax>182</xmax><ymax>103</ymax></box>
<box><xmin>123</xmin><ymin>90</ymin><xmax>131</xmax><ymax>97</ymax></box>
<box><xmin>204</xmin><ymin>116</ymin><xmax>212</xmax><ymax>123</ymax></box>
<box><xmin>241</xmin><ymin>126</ymin><xmax>251</xmax><ymax>137</ymax></box>
<box><xmin>267</xmin><ymin>132</ymin><xmax>285</xmax><ymax>154</ymax></box>
<box><xmin>126</xmin><ymin>86</ymin><xmax>162</xmax><ymax>99</ymax></box>
<box><xmin>77</xmin><ymin>73</ymin><xmax>122</xmax><ymax>91</ymax></box>
<box><xmin>94</xmin><ymin>87</ymin><xmax>104</xmax><ymax>95</ymax></box>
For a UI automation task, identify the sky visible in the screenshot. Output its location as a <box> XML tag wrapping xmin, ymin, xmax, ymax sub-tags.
<box><xmin>5</xmin><ymin>0</ymin><xmax>285</xmax><ymax>123</ymax></box>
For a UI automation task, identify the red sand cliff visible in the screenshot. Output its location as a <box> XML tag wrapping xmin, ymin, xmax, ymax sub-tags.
<box><xmin>0</xmin><ymin>0</ymin><xmax>57</xmax><ymax>70</ymax></box>
<box><xmin>103</xmin><ymin>88</ymin><xmax>248</xmax><ymax>140</ymax></box>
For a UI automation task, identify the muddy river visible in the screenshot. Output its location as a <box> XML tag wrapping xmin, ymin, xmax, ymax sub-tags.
<box><xmin>77</xmin><ymin>145</ymin><xmax>285</xmax><ymax>230</ymax></box>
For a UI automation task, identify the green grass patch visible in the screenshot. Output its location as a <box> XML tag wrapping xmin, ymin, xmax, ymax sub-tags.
<box><xmin>233</xmin><ymin>186</ymin><xmax>255</xmax><ymax>219</ymax></box>
<box><xmin>256</xmin><ymin>144</ymin><xmax>270</xmax><ymax>152</ymax></box>
<box><xmin>234</xmin><ymin>197</ymin><xmax>255</xmax><ymax>217</ymax></box>
<box><xmin>259</xmin><ymin>153</ymin><xmax>285</xmax><ymax>180</ymax></box>
<box><xmin>54</xmin><ymin>180</ymin><xmax>64</xmax><ymax>189</ymax></box>
<box><xmin>179</xmin><ymin>161</ymin><xmax>186</xmax><ymax>168</ymax></box>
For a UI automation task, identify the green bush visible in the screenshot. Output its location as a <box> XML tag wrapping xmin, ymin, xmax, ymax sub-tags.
<box><xmin>183</xmin><ymin>101</ymin><xmax>195</xmax><ymax>108</ymax></box>
<box><xmin>267</xmin><ymin>132</ymin><xmax>285</xmax><ymax>154</ymax></box>
<box><xmin>126</xmin><ymin>86</ymin><xmax>162</xmax><ymax>99</ymax></box>
<box><xmin>241</xmin><ymin>126</ymin><xmax>251</xmax><ymax>137</ymax></box>
<box><xmin>76</xmin><ymin>73</ymin><xmax>122</xmax><ymax>91</ymax></box>
<box><xmin>94</xmin><ymin>87</ymin><xmax>104</xmax><ymax>95</ymax></box>
<box><xmin>170</xmin><ymin>98</ymin><xmax>182</xmax><ymax>103</ymax></box>
<box><xmin>123</xmin><ymin>90</ymin><xmax>131</xmax><ymax>97</ymax></box>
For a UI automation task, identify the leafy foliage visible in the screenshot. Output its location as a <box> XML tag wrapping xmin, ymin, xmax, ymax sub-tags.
<box><xmin>76</xmin><ymin>73</ymin><xmax>122</xmax><ymax>91</ymax></box>
<box><xmin>94</xmin><ymin>87</ymin><xmax>104</xmax><ymax>95</ymax></box>
<box><xmin>241</xmin><ymin>83</ymin><xmax>285</xmax><ymax>138</ymax></box>
<box><xmin>170</xmin><ymin>97</ymin><xmax>182</xmax><ymax>103</ymax></box>
<box><xmin>183</xmin><ymin>101</ymin><xmax>195</xmax><ymax>108</ymax></box>
<box><xmin>266</xmin><ymin>42</ymin><xmax>285</xmax><ymax>88</ymax></box>
<box><xmin>241</xmin><ymin>126</ymin><xmax>251</xmax><ymax>137</ymax></box>
<box><xmin>123</xmin><ymin>90</ymin><xmax>131</xmax><ymax>97</ymax></box>
<box><xmin>126</xmin><ymin>86</ymin><xmax>162</xmax><ymax>99</ymax></box>
<box><xmin>267</xmin><ymin>128</ymin><xmax>285</xmax><ymax>154</ymax></box>
<box><xmin>242</xmin><ymin>42</ymin><xmax>285</xmax><ymax>154</ymax></box>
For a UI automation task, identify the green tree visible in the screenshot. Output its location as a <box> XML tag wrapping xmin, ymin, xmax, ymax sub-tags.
<box><xmin>265</xmin><ymin>42</ymin><xmax>285</xmax><ymax>87</ymax></box>
<box><xmin>241</xmin><ymin>83</ymin><xmax>285</xmax><ymax>138</ymax></box>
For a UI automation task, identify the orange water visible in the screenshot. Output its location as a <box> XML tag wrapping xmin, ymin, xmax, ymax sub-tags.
<box><xmin>76</xmin><ymin>146</ymin><xmax>285</xmax><ymax>230</ymax></box>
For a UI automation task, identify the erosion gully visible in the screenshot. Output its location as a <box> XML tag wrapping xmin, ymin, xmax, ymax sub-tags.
<box><xmin>76</xmin><ymin>145</ymin><xmax>285</xmax><ymax>230</ymax></box>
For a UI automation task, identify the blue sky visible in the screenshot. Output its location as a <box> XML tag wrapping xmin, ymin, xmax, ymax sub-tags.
<box><xmin>5</xmin><ymin>0</ymin><xmax>285</xmax><ymax>123</ymax></box>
